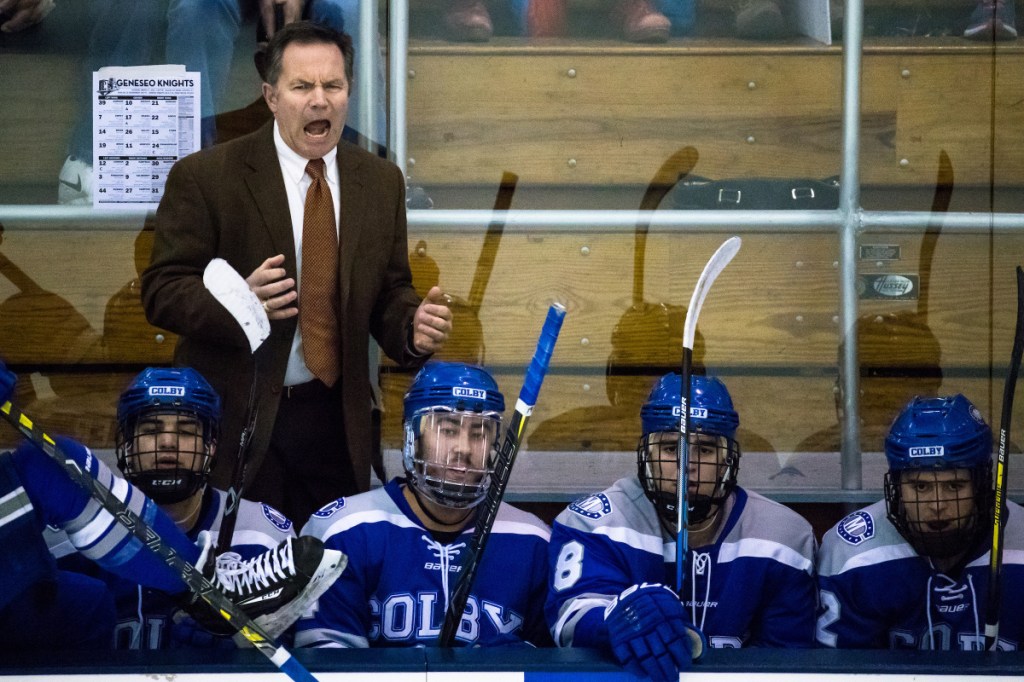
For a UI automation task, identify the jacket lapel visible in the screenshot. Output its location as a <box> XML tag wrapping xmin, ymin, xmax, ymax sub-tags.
<box><xmin>336</xmin><ymin>144</ymin><xmax>366</xmax><ymax>313</ymax></box>
<box><xmin>243</xmin><ymin>122</ymin><xmax>296</xmax><ymax>269</ymax></box>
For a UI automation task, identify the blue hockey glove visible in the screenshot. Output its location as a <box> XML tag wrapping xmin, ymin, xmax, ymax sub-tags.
<box><xmin>603</xmin><ymin>583</ymin><xmax>705</xmax><ymax>682</ymax></box>
<box><xmin>0</xmin><ymin>358</ymin><xmax>15</xmax><ymax>405</ymax></box>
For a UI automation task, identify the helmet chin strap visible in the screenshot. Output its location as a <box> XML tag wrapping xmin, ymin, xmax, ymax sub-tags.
<box><xmin>405</xmin><ymin>476</ymin><xmax>473</xmax><ymax>529</ymax></box>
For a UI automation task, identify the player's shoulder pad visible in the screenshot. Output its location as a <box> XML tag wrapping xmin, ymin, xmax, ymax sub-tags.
<box><xmin>494</xmin><ymin>502</ymin><xmax>551</xmax><ymax>540</ymax></box>
<box><xmin>555</xmin><ymin>479</ymin><xmax>652</xmax><ymax>536</ymax></box>
<box><xmin>259</xmin><ymin>502</ymin><xmax>293</xmax><ymax>533</ymax></box>
<box><xmin>833</xmin><ymin>508</ymin><xmax>878</xmax><ymax>547</ymax></box>
<box><xmin>311</xmin><ymin>496</ymin><xmax>349</xmax><ymax>520</ymax></box>
<box><xmin>300</xmin><ymin>488</ymin><xmax>388</xmax><ymax>539</ymax></box>
<box><xmin>568</xmin><ymin>493</ymin><xmax>614</xmax><ymax>520</ymax></box>
<box><xmin>742</xmin><ymin>488</ymin><xmax>815</xmax><ymax>535</ymax></box>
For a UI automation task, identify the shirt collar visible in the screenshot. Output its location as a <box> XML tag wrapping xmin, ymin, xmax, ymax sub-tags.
<box><xmin>272</xmin><ymin>120</ymin><xmax>339</xmax><ymax>185</ymax></box>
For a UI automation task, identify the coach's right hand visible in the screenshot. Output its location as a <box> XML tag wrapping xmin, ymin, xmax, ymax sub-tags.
<box><xmin>603</xmin><ymin>582</ymin><xmax>705</xmax><ymax>682</ymax></box>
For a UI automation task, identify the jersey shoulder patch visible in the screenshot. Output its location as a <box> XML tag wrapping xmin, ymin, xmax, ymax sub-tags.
<box><xmin>312</xmin><ymin>497</ymin><xmax>347</xmax><ymax>519</ymax></box>
<box><xmin>835</xmin><ymin>510</ymin><xmax>875</xmax><ymax>546</ymax></box>
<box><xmin>569</xmin><ymin>493</ymin><xmax>613</xmax><ymax>519</ymax></box>
<box><xmin>261</xmin><ymin>503</ymin><xmax>294</xmax><ymax>531</ymax></box>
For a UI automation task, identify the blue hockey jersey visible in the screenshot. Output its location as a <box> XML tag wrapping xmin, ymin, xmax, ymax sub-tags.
<box><xmin>546</xmin><ymin>478</ymin><xmax>817</xmax><ymax>649</ymax></box>
<box><xmin>295</xmin><ymin>478</ymin><xmax>551</xmax><ymax>648</ymax></box>
<box><xmin>816</xmin><ymin>499</ymin><xmax>1024</xmax><ymax>650</ymax></box>
<box><xmin>53</xmin><ymin>486</ymin><xmax>295</xmax><ymax>650</ymax></box>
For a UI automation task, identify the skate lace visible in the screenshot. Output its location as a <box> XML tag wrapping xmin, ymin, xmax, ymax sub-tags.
<box><xmin>214</xmin><ymin>537</ymin><xmax>296</xmax><ymax>597</ymax></box>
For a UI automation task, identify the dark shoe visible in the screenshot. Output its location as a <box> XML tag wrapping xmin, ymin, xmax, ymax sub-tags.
<box><xmin>734</xmin><ymin>0</ymin><xmax>787</xmax><ymax>39</ymax></box>
<box><xmin>964</xmin><ymin>0</ymin><xmax>1017</xmax><ymax>40</ymax></box>
<box><xmin>445</xmin><ymin>0</ymin><xmax>494</xmax><ymax>42</ymax></box>
<box><xmin>619</xmin><ymin>0</ymin><xmax>671</xmax><ymax>42</ymax></box>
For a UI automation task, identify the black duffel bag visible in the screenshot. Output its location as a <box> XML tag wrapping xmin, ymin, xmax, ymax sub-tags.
<box><xmin>667</xmin><ymin>175</ymin><xmax>840</xmax><ymax>210</ymax></box>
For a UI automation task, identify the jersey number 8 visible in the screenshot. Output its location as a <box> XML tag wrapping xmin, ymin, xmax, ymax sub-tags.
<box><xmin>553</xmin><ymin>541</ymin><xmax>585</xmax><ymax>591</ymax></box>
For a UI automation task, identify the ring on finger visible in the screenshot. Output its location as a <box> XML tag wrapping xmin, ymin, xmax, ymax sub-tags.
<box><xmin>262</xmin><ymin>298</ymin><xmax>271</xmax><ymax>312</ymax></box>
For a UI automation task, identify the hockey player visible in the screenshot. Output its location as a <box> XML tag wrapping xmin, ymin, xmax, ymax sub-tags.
<box><xmin>47</xmin><ymin>366</ymin><xmax>331</xmax><ymax>649</ymax></box>
<box><xmin>0</xmin><ymin>449</ymin><xmax>117</xmax><ymax>651</ymax></box>
<box><xmin>0</xmin><ymin>363</ymin><xmax>344</xmax><ymax>650</ymax></box>
<box><xmin>816</xmin><ymin>394</ymin><xmax>1024</xmax><ymax>650</ymax></box>
<box><xmin>295</xmin><ymin>361</ymin><xmax>552</xmax><ymax>648</ymax></box>
<box><xmin>546</xmin><ymin>373</ymin><xmax>817</xmax><ymax>682</ymax></box>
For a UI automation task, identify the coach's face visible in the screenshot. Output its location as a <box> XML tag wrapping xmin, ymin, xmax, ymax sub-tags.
<box><xmin>263</xmin><ymin>41</ymin><xmax>349</xmax><ymax>160</ymax></box>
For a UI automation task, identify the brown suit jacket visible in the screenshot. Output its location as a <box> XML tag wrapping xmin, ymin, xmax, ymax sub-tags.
<box><xmin>141</xmin><ymin>121</ymin><xmax>423</xmax><ymax>492</ymax></box>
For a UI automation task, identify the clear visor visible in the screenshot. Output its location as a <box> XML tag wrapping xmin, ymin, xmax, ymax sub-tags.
<box><xmin>403</xmin><ymin>408</ymin><xmax>502</xmax><ymax>509</ymax></box>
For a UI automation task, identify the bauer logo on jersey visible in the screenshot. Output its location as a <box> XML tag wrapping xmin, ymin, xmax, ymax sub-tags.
<box><xmin>569</xmin><ymin>493</ymin><xmax>613</xmax><ymax>519</ymax></box>
<box><xmin>836</xmin><ymin>511</ymin><xmax>875</xmax><ymax>545</ymax></box>
<box><xmin>312</xmin><ymin>498</ymin><xmax>347</xmax><ymax>518</ymax></box>
<box><xmin>452</xmin><ymin>387</ymin><xmax>486</xmax><ymax>400</ymax></box>
<box><xmin>148</xmin><ymin>385</ymin><xmax>185</xmax><ymax>397</ymax></box>
<box><xmin>670</xmin><ymin>406</ymin><xmax>709</xmax><ymax>419</ymax></box>
<box><xmin>262</xmin><ymin>504</ymin><xmax>293</xmax><ymax>531</ymax></box>
<box><xmin>909</xmin><ymin>445</ymin><xmax>945</xmax><ymax>458</ymax></box>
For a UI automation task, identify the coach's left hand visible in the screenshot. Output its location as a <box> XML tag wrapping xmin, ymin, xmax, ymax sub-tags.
<box><xmin>412</xmin><ymin>286</ymin><xmax>452</xmax><ymax>354</ymax></box>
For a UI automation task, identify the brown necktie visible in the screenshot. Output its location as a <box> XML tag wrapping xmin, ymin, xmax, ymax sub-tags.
<box><xmin>300</xmin><ymin>158</ymin><xmax>341</xmax><ymax>387</ymax></box>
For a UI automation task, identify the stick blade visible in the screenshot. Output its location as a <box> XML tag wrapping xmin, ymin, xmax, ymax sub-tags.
<box><xmin>683</xmin><ymin>236</ymin><xmax>742</xmax><ymax>348</ymax></box>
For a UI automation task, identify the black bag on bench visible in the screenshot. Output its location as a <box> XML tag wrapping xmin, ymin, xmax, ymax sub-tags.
<box><xmin>667</xmin><ymin>175</ymin><xmax>840</xmax><ymax>210</ymax></box>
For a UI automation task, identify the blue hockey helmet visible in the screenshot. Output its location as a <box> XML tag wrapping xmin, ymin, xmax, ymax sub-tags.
<box><xmin>884</xmin><ymin>394</ymin><xmax>992</xmax><ymax>472</ymax></box>
<box><xmin>637</xmin><ymin>373</ymin><xmax>741</xmax><ymax>527</ymax></box>
<box><xmin>640</xmin><ymin>373</ymin><xmax>739</xmax><ymax>440</ymax></box>
<box><xmin>115</xmin><ymin>367</ymin><xmax>221</xmax><ymax>504</ymax></box>
<box><xmin>403</xmin><ymin>362</ymin><xmax>505</xmax><ymax>509</ymax></box>
<box><xmin>883</xmin><ymin>394</ymin><xmax>993</xmax><ymax>560</ymax></box>
<box><xmin>403</xmin><ymin>361</ymin><xmax>505</xmax><ymax>423</ymax></box>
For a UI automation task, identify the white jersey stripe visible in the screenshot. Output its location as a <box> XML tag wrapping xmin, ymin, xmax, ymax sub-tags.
<box><xmin>838</xmin><ymin>542</ymin><xmax>918</xmax><ymax>574</ymax></box>
<box><xmin>718</xmin><ymin>536</ymin><xmax>814</xmax><ymax>574</ymax></box>
<box><xmin>592</xmin><ymin>524</ymin><xmax>663</xmax><ymax>556</ymax></box>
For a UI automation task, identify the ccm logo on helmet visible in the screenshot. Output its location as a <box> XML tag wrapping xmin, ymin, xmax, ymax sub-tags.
<box><xmin>452</xmin><ymin>387</ymin><xmax>486</xmax><ymax>400</ymax></box>
<box><xmin>909</xmin><ymin>445</ymin><xmax>945</xmax><ymax>458</ymax></box>
<box><xmin>148</xmin><ymin>386</ymin><xmax>186</xmax><ymax>397</ymax></box>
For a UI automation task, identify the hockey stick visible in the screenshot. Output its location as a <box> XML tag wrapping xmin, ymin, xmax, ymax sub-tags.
<box><xmin>468</xmin><ymin>172</ymin><xmax>518</xmax><ymax>314</ymax></box>
<box><xmin>984</xmin><ymin>264</ymin><xmax>1024</xmax><ymax>650</ymax></box>
<box><xmin>203</xmin><ymin>258</ymin><xmax>270</xmax><ymax>557</ymax></box>
<box><xmin>0</xmin><ymin>401</ymin><xmax>321</xmax><ymax>682</ymax></box>
<box><xmin>438</xmin><ymin>302</ymin><xmax>567</xmax><ymax>646</ymax></box>
<box><xmin>216</xmin><ymin>372</ymin><xmax>261</xmax><ymax>556</ymax></box>
<box><xmin>675</xmin><ymin>237</ymin><xmax>741</xmax><ymax>593</ymax></box>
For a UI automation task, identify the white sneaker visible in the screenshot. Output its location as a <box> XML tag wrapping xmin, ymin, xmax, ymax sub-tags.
<box><xmin>58</xmin><ymin>156</ymin><xmax>93</xmax><ymax>205</ymax></box>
